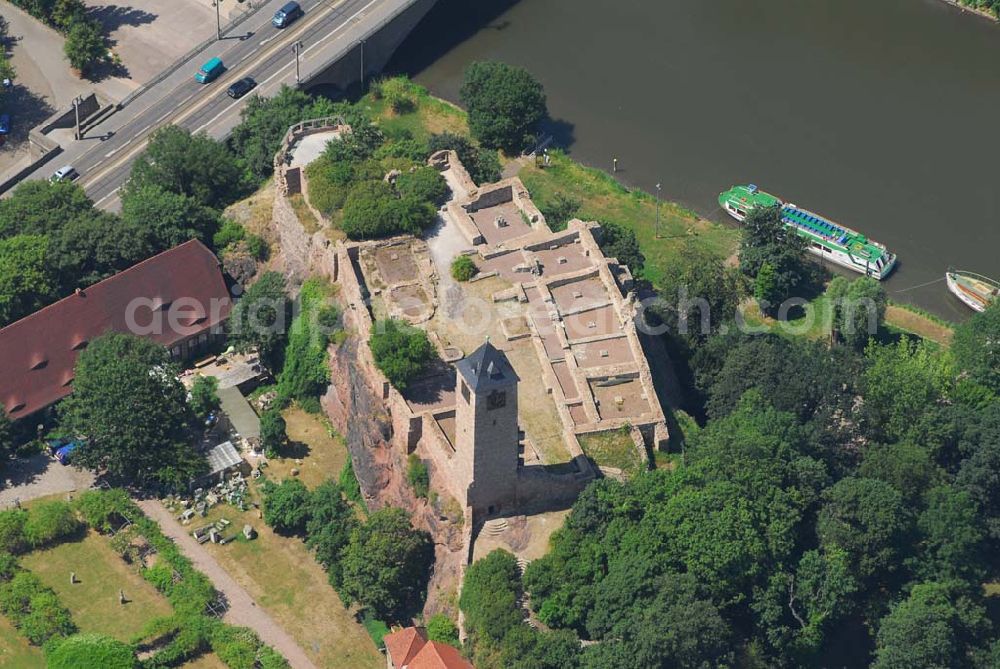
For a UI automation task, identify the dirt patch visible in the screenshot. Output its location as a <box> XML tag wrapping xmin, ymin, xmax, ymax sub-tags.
<box><xmin>267</xmin><ymin>408</ymin><xmax>349</xmax><ymax>490</ymax></box>
<box><xmin>886</xmin><ymin>305</ymin><xmax>953</xmax><ymax>346</ymax></box>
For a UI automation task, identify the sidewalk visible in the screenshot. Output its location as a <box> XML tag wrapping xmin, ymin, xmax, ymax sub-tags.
<box><xmin>137</xmin><ymin>499</ymin><xmax>318</xmax><ymax>669</ymax></box>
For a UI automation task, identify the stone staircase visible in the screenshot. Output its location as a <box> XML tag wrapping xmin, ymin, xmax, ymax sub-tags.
<box><xmin>482</xmin><ymin>518</ymin><xmax>509</xmax><ymax>536</ymax></box>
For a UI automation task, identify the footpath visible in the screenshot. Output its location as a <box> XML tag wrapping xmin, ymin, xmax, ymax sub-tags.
<box><xmin>137</xmin><ymin>499</ymin><xmax>318</xmax><ymax>669</ymax></box>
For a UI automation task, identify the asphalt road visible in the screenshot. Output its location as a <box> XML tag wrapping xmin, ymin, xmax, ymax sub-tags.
<box><xmin>30</xmin><ymin>0</ymin><xmax>391</xmax><ymax>210</ymax></box>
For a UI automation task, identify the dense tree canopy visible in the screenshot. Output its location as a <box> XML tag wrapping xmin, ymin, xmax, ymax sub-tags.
<box><xmin>739</xmin><ymin>206</ymin><xmax>811</xmax><ymax>315</ymax></box>
<box><xmin>0</xmin><ymin>235</ymin><xmax>57</xmax><ymax>326</ymax></box>
<box><xmin>828</xmin><ymin>276</ymin><xmax>887</xmax><ymax>349</ymax></box>
<box><xmin>129</xmin><ymin>126</ymin><xmax>244</xmax><ymax>208</ymax></box>
<box><xmin>951</xmin><ymin>301</ymin><xmax>1000</xmax><ymax>394</ymax></box>
<box><xmin>304</xmin><ymin>480</ymin><xmax>356</xmax><ymax>588</ymax></box>
<box><xmin>119</xmin><ymin>184</ymin><xmax>222</xmax><ymax>251</ymax></box>
<box><xmin>652</xmin><ymin>247</ymin><xmax>743</xmax><ymax>340</ymax></box>
<box><xmin>339</xmin><ymin>507</ymin><xmax>433</xmax><ymax>622</ymax></box>
<box><xmin>228</xmin><ymin>271</ymin><xmax>290</xmax><ymax>369</ymax></box>
<box><xmin>58</xmin><ymin>333</ymin><xmax>201</xmax><ymax>487</ymax></box>
<box><xmin>262</xmin><ymin>478</ymin><xmax>310</xmax><ymax>535</ymax></box>
<box><xmin>228</xmin><ymin>86</ymin><xmax>339</xmax><ymax>183</ymax></box>
<box><xmin>460</xmin><ymin>61</ymin><xmax>548</xmax><ymax>152</ymax></box>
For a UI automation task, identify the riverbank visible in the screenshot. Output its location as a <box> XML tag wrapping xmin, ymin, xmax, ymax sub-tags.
<box><xmin>941</xmin><ymin>0</ymin><xmax>998</xmax><ymax>22</ymax></box>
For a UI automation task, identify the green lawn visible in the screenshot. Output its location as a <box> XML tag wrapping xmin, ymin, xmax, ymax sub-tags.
<box><xmin>518</xmin><ymin>152</ymin><xmax>740</xmax><ymax>287</ymax></box>
<box><xmin>0</xmin><ymin>613</ymin><xmax>43</xmax><ymax>668</ymax></box>
<box><xmin>578</xmin><ymin>429</ymin><xmax>645</xmax><ymax>476</ymax></box>
<box><xmin>362</xmin><ymin>78</ymin><xmax>468</xmax><ymax>144</ymax></box>
<box><xmin>19</xmin><ymin>530</ymin><xmax>173</xmax><ymax>642</ymax></box>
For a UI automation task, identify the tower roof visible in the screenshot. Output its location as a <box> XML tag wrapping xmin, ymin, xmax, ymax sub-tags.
<box><xmin>456</xmin><ymin>340</ymin><xmax>519</xmax><ymax>392</ymax></box>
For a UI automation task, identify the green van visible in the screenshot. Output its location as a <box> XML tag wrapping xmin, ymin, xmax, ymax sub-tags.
<box><xmin>195</xmin><ymin>57</ymin><xmax>224</xmax><ymax>84</ymax></box>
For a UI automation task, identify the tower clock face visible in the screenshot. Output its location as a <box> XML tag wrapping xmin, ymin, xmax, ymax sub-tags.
<box><xmin>487</xmin><ymin>390</ymin><xmax>507</xmax><ymax>410</ymax></box>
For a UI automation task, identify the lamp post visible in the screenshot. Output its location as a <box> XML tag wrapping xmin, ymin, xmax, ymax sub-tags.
<box><xmin>655</xmin><ymin>182</ymin><xmax>661</xmax><ymax>238</ymax></box>
<box><xmin>214</xmin><ymin>0</ymin><xmax>222</xmax><ymax>40</ymax></box>
<box><xmin>359</xmin><ymin>39</ymin><xmax>366</xmax><ymax>88</ymax></box>
<box><xmin>292</xmin><ymin>41</ymin><xmax>304</xmax><ymax>84</ymax></box>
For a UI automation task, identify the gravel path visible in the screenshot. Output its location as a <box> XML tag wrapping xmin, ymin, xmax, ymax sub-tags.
<box><xmin>137</xmin><ymin>500</ymin><xmax>318</xmax><ymax>669</ymax></box>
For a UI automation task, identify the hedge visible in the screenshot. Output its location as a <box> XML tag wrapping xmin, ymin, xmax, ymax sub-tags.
<box><xmin>46</xmin><ymin>632</ymin><xmax>138</xmax><ymax>669</ymax></box>
<box><xmin>0</xmin><ymin>570</ymin><xmax>76</xmax><ymax>645</ymax></box>
<box><xmin>23</xmin><ymin>500</ymin><xmax>82</xmax><ymax>548</ymax></box>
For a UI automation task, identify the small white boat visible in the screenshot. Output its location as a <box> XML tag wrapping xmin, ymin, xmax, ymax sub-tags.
<box><xmin>946</xmin><ymin>269</ymin><xmax>999</xmax><ymax>313</ymax></box>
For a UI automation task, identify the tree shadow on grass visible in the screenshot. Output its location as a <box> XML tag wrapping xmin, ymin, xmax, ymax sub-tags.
<box><xmin>279</xmin><ymin>440</ymin><xmax>311</xmax><ymax>460</ymax></box>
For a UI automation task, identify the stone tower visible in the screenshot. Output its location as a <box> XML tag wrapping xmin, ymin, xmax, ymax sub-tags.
<box><xmin>454</xmin><ymin>340</ymin><xmax>520</xmax><ymax>515</ymax></box>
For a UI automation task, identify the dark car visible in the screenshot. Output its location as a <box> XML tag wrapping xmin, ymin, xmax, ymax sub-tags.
<box><xmin>227</xmin><ymin>76</ymin><xmax>257</xmax><ymax>99</ymax></box>
<box><xmin>0</xmin><ymin>114</ymin><xmax>9</xmax><ymax>135</ymax></box>
<box><xmin>272</xmin><ymin>1</ymin><xmax>303</xmax><ymax>28</ymax></box>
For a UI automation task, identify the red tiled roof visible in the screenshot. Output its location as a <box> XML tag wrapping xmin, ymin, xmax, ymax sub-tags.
<box><xmin>409</xmin><ymin>641</ymin><xmax>474</xmax><ymax>669</ymax></box>
<box><xmin>384</xmin><ymin>628</ymin><xmax>474</xmax><ymax>669</ymax></box>
<box><xmin>384</xmin><ymin>627</ymin><xmax>427</xmax><ymax>667</ymax></box>
<box><xmin>0</xmin><ymin>240</ymin><xmax>231</xmax><ymax>419</ymax></box>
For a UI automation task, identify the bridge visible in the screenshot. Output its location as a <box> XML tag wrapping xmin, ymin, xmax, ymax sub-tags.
<box><xmin>11</xmin><ymin>0</ymin><xmax>437</xmax><ymax>209</ymax></box>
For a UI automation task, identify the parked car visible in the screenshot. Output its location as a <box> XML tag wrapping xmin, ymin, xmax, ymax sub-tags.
<box><xmin>51</xmin><ymin>165</ymin><xmax>80</xmax><ymax>182</ymax></box>
<box><xmin>0</xmin><ymin>114</ymin><xmax>10</xmax><ymax>135</ymax></box>
<box><xmin>272</xmin><ymin>1</ymin><xmax>303</xmax><ymax>28</ymax></box>
<box><xmin>55</xmin><ymin>442</ymin><xmax>80</xmax><ymax>465</ymax></box>
<box><xmin>227</xmin><ymin>76</ymin><xmax>257</xmax><ymax>99</ymax></box>
<box><xmin>195</xmin><ymin>57</ymin><xmax>225</xmax><ymax>84</ymax></box>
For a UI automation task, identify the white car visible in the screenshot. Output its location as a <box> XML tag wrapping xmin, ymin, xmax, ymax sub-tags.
<box><xmin>51</xmin><ymin>165</ymin><xmax>80</xmax><ymax>182</ymax></box>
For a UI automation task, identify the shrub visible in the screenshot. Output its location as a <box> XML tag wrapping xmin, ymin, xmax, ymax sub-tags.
<box><xmin>213</xmin><ymin>219</ymin><xmax>246</xmax><ymax>249</ymax></box>
<box><xmin>369</xmin><ymin>319</ymin><xmax>435</xmax><ymax>390</ymax></box>
<box><xmin>0</xmin><ymin>571</ymin><xmax>76</xmax><ymax>645</ymax></box>
<box><xmin>276</xmin><ymin>278</ymin><xmax>336</xmax><ymax>407</ymax></box>
<box><xmin>427</xmin><ymin>613</ymin><xmax>460</xmax><ymax>647</ymax></box>
<box><xmin>0</xmin><ymin>509</ymin><xmax>27</xmax><ymax>554</ymax></box>
<box><xmin>23</xmin><ymin>501</ymin><xmax>82</xmax><ymax>548</ymax></box>
<box><xmin>407</xmin><ymin>455</ymin><xmax>429</xmax><ymax>499</ymax></box>
<box><xmin>262</xmin><ymin>479</ymin><xmax>311</xmax><ymax>536</ymax></box>
<box><xmin>0</xmin><ymin>552</ymin><xmax>18</xmax><ymax>581</ymax></box>
<box><xmin>210</xmin><ymin>624</ymin><xmax>288</xmax><ymax>669</ymax></box>
<box><xmin>450</xmin><ymin>255</ymin><xmax>478</xmax><ymax>282</ymax></box>
<box><xmin>427</xmin><ymin>132</ymin><xmax>501</xmax><ymax>185</ymax></box>
<box><xmin>538</xmin><ymin>192</ymin><xmax>580</xmax><ymax>231</ymax></box>
<box><xmin>260</xmin><ymin>408</ymin><xmax>287</xmax><ymax>458</ymax></box>
<box><xmin>138</xmin><ymin>614</ymin><xmax>214</xmax><ymax>669</ymax></box>
<box><xmin>74</xmin><ymin>489</ymin><xmax>135</xmax><ymax>533</ymax></box>
<box><xmin>45</xmin><ymin>633</ymin><xmax>138</xmax><ymax>669</ymax></box>
<box><xmin>340</xmin><ymin>181</ymin><xmax>437</xmax><ymax>240</ymax></box>
<box><xmin>339</xmin><ymin>458</ymin><xmax>363</xmax><ymax>506</ymax></box>
<box><xmin>189</xmin><ymin>375</ymin><xmax>220</xmax><ymax>421</ymax></box>
<box><xmin>381</xmin><ymin>77</ymin><xmax>417</xmax><ymax>114</ymax></box>
<box><xmin>396</xmin><ymin>166</ymin><xmax>449</xmax><ymax>206</ymax></box>
<box><xmin>141</xmin><ymin>563</ymin><xmax>175</xmax><ymax>595</ymax></box>
<box><xmin>245</xmin><ymin>234</ymin><xmax>269</xmax><ymax>261</ymax></box>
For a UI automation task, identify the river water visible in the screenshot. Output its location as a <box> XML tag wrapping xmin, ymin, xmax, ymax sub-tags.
<box><xmin>388</xmin><ymin>0</ymin><xmax>1000</xmax><ymax>319</ymax></box>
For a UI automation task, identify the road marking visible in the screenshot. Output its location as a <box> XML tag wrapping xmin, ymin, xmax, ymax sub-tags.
<box><xmin>259</xmin><ymin>33</ymin><xmax>279</xmax><ymax>47</ymax></box>
<box><xmin>195</xmin><ymin>0</ymin><xmax>380</xmax><ymax>135</ymax></box>
<box><xmin>79</xmin><ymin>0</ymin><xmax>355</xmax><ymax>192</ymax></box>
<box><xmin>93</xmin><ymin>186</ymin><xmax>120</xmax><ymax>208</ymax></box>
